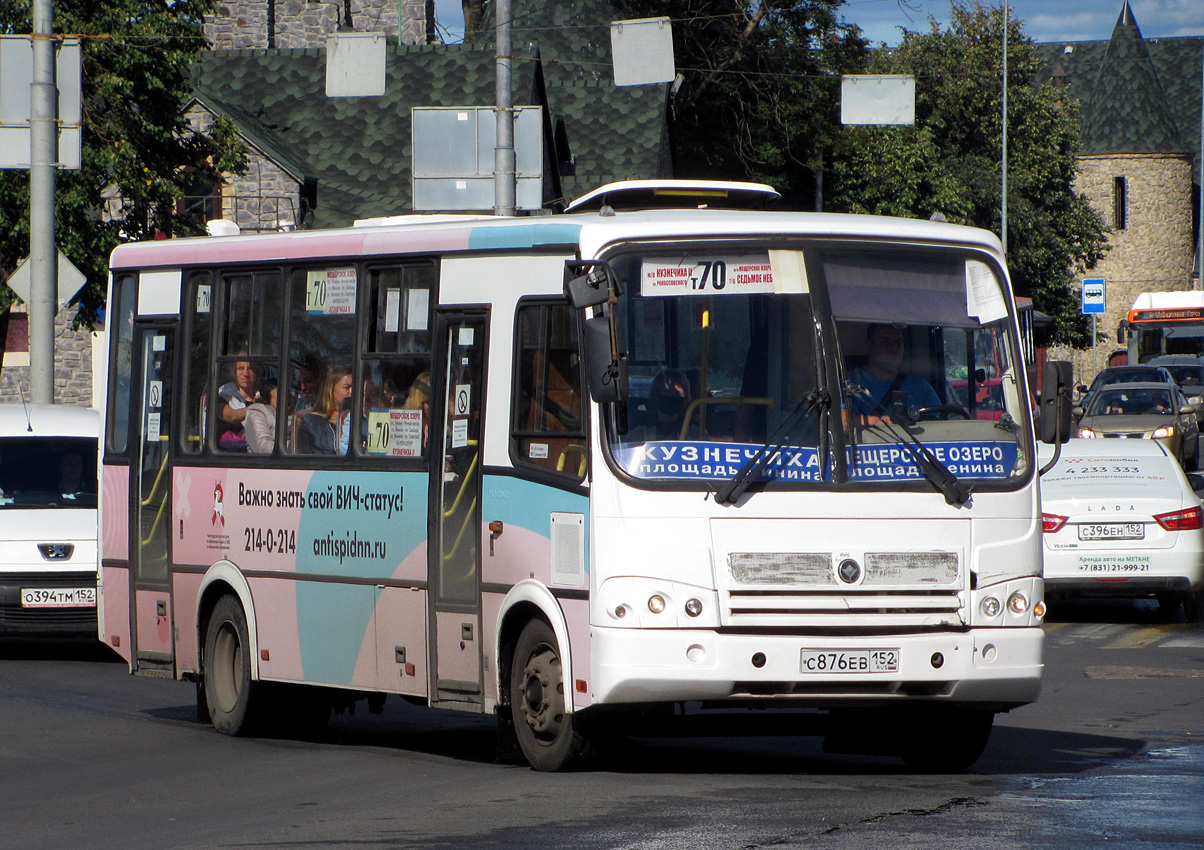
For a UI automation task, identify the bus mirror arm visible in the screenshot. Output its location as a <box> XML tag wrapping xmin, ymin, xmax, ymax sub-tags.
<box><xmin>564</xmin><ymin>260</ymin><xmax>621</xmax><ymax>309</ymax></box>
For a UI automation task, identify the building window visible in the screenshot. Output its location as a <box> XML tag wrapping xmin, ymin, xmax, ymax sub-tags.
<box><xmin>1113</xmin><ymin>175</ymin><xmax>1127</xmax><ymax>231</ymax></box>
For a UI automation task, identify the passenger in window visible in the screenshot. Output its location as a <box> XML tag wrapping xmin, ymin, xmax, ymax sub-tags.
<box><xmin>847</xmin><ymin>324</ymin><xmax>940</xmax><ymax>423</ymax></box>
<box><xmin>402</xmin><ymin>371</ymin><xmax>432</xmax><ymax>449</ymax></box>
<box><xmin>297</xmin><ymin>367</ymin><xmax>353</xmax><ymax>454</ymax></box>
<box><xmin>217</xmin><ymin>356</ymin><xmax>261</xmax><ymax>451</ymax></box>
<box><xmin>292</xmin><ymin>353</ymin><xmax>322</xmax><ymax>412</ymax></box>
<box><xmin>245</xmin><ymin>380</ymin><xmax>278</xmax><ymax>454</ymax></box>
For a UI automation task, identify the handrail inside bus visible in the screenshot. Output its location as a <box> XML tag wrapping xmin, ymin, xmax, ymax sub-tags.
<box><xmin>556</xmin><ymin>444</ymin><xmax>587</xmax><ymax>478</ymax></box>
<box><xmin>680</xmin><ymin>396</ymin><xmax>774</xmax><ymax>440</ymax></box>
<box><xmin>140</xmin><ymin>441</ymin><xmax>170</xmax><ymax>508</ymax></box>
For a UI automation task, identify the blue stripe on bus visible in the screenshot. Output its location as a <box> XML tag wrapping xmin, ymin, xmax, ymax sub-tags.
<box><xmin>481</xmin><ymin>474</ymin><xmax>589</xmax><ymax>572</ymax></box>
<box><xmin>467</xmin><ymin>223</ymin><xmax>582</xmax><ymax>251</ymax></box>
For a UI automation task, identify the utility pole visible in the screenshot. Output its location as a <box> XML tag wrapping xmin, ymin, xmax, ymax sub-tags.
<box><xmin>1000</xmin><ymin>1</ymin><xmax>1008</xmax><ymax>256</ymax></box>
<box><xmin>493</xmin><ymin>0</ymin><xmax>516</xmax><ymax>216</ymax></box>
<box><xmin>29</xmin><ymin>0</ymin><xmax>58</xmax><ymax>403</ymax></box>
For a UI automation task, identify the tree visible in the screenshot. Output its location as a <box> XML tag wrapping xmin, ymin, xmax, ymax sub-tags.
<box><xmin>624</xmin><ymin>0</ymin><xmax>869</xmax><ymax>209</ymax></box>
<box><xmin>826</xmin><ymin>2</ymin><xmax>1107</xmax><ymax>346</ymax></box>
<box><xmin>0</xmin><ymin>0</ymin><xmax>246</xmax><ymax>327</ymax></box>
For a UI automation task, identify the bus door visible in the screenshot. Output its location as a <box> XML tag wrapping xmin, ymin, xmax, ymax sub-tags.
<box><xmin>129</xmin><ymin>324</ymin><xmax>176</xmax><ymax>673</ymax></box>
<box><xmin>429</xmin><ymin>311</ymin><xmax>488</xmax><ymax>709</ymax></box>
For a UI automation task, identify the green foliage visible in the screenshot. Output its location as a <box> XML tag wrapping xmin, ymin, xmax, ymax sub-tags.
<box><xmin>826</xmin><ymin>2</ymin><xmax>1107</xmax><ymax>346</ymax></box>
<box><xmin>0</xmin><ymin>0</ymin><xmax>247</xmax><ymax>328</ymax></box>
<box><xmin>625</xmin><ymin>0</ymin><xmax>868</xmax><ymax>209</ymax></box>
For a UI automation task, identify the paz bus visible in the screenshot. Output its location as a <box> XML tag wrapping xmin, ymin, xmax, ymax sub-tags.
<box><xmin>98</xmin><ymin>180</ymin><xmax>1070</xmax><ymax>771</ymax></box>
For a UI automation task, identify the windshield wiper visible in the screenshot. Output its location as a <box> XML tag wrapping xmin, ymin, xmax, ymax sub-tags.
<box><xmin>847</xmin><ymin>384</ymin><xmax>973</xmax><ymax>508</ymax></box>
<box><xmin>714</xmin><ymin>389</ymin><xmax>830</xmax><ymax>506</ymax></box>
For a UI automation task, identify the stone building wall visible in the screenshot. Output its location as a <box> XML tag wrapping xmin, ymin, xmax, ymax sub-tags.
<box><xmin>0</xmin><ymin>307</ymin><xmax>97</xmax><ymax>407</ymax></box>
<box><xmin>206</xmin><ymin>0</ymin><xmax>432</xmax><ymax>50</ymax></box>
<box><xmin>1049</xmin><ymin>152</ymin><xmax>1197</xmax><ymax>384</ymax></box>
<box><xmin>184</xmin><ymin>103</ymin><xmax>305</xmax><ymax>233</ymax></box>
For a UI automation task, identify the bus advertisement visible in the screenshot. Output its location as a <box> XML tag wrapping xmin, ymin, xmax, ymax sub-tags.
<box><xmin>99</xmin><ymin>181</ymin><xmax>1069</xmax><ymax>771</ymax></box>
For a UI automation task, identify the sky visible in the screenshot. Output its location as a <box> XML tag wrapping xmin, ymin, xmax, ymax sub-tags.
<box><xmin>428</xmin><ymin>0</ymin><xmax>1204</xmax><ymax>46</ymax></box>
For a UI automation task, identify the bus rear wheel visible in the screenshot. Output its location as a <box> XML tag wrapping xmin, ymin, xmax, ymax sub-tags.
<box><xmin>203</xmin><ymin>595</ymin><xmax>258</xmax><ymax>736</ymax></box>
<box><xmin>510</xmin><ymin>619</ymin><xmax>589</xmax><ymax>771</ymax></box>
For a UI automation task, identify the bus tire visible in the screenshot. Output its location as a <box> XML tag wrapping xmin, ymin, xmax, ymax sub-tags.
<box><xmin>510</xmin><ymin>618</ymin><xmax>589</xmax><ymax>771</ymax></box>
<box><xmin>203</xmin><ymin>595</ymin><xmax>259</xmax><ymax>736</ymax></box>
<box><xmin>899</xmin><ymin>710</ymin><xmax>993</xmax><ymax>772</ymax></box>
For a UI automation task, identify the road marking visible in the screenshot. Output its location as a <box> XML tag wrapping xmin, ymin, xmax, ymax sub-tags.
<box><xmin>1104</xmin><ymin>625</ymin><xmax>1187</xmax><ymax>649</ymax></box>
<box><xmin>1161</xmin><ymin>634</ymin><xmax>1204</xmax><ymax>648</ymax></box>
<box><xmin>1084</xmin><ymin>666</ymin><xmax>1202</xmax><ymax>679</ymax></box>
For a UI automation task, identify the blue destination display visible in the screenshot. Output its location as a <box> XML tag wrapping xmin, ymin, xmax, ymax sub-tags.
<box><xmin>615</xmin><ymin>440</ymin><xmax>1020</xmax><ymax>482</ymax></box>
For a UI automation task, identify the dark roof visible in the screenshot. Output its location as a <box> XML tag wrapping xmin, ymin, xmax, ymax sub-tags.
<box><xmin>194</xmin><ymin>44</ymin><xmax>543</xmax><ymax>226</ymax></box>
<box><xmin>192</xmin><ymin>1</ymin><xmax>672</xmax><ymax>223</ymax></box>
<box><xmin>1035</xmin><ymin>2</ymin><xmax>1202</xmax><ymax>181</ymax></box>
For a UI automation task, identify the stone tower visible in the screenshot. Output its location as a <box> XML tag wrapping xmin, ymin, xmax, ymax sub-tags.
<box><xmin>205</xmin><ymin>0</ymin><xmax>435</xmax><ymax>50</ymax></box>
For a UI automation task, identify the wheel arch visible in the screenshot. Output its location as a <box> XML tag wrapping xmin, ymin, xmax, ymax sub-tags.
<box><xmin>197</xmin><ymin>560</ymin><xmax>260</xmax><ymax>682</ymax></box>
<box><xmin>494</xmin><ymin>579</ymin><xmax>574</xmax><ymax>714</ymax></box>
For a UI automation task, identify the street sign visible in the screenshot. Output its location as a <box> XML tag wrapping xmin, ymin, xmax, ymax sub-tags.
<box><xmin>1082</xmin><ymin>278</ymin><xmax>1105</xmax><ymax>315</ymax></box>
<box><xmin>5</xmin><ymin>250</ymin><xmax>87</xmax><ymax>308</ymax></box>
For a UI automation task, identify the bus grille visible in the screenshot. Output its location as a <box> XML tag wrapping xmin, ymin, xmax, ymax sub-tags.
<box><xmin>724</xmin><ymin>552</ymin><xmax>963</xmax><ymax>628</ymax></box>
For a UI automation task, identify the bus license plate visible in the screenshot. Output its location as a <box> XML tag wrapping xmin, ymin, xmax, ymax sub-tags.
<box><xmin>20</xmin><ymin>587</ymin><xmax>97</xmax><ymax>608</ymax></box>
<box><xmin>1078</xmin><ymin>523</ymin><xmax>1144</xmax><ymax>541</ymax></box>
<box><xmin>800</xmin><ymin>649</ymin><xmax>899</xmax><ymax>674</ymax></box>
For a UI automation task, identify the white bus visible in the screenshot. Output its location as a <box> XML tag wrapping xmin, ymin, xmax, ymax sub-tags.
<box><xmin>0</xmin><ymin>403</ymin><xmax>100</xmax><ymax>636</ymax></box>
<box><xmin>99</xmin><ymin>181</ymin><xmax>1069</xmax><ymax>771</ymax></box>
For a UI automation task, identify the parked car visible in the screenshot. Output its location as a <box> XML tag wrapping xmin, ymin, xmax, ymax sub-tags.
<box><xmin>0</xmin><ymin>404</ymin><xmax>100</xmax><ymax>636</ymax></box>
<box><xmin>1074</xmin><ymin>382</ymin><xmax>1200</xmax><ymax>470</ymax></box>
<box><xmin>1039</xmin><ymin>439</ymin><xmax>1204</xmax><ymax>621</ymax></box>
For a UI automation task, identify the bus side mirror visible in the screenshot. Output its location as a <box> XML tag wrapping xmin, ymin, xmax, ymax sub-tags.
<box><xmin>1039</xmin><ymin>360</ymin><xmax>1074</xmax><ymax>444</ymax></box>
<box><xmin>583</xmin><ymin>315</ymin><xmax>628</xmax><ymax>403</ymax></box>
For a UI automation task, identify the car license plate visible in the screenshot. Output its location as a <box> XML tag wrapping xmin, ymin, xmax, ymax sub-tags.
<box><xmin>1077</xmin><ymin>523</ymin><xmax>1144</xmax><ymax>541</ymax></box>
<box><xmin>800</xmin><ymin>649</ymin><xmax>899</xmax><ymax>673</ymax></box>
<box><xmin>20</xmin><ymin>587</ymin><xmax>97</xmax><ymax>608</ymax></box>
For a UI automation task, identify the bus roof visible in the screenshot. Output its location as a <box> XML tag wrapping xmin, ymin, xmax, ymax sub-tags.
<box><xmin>108</xmin><ymin>208</ymin><xmax>1006</xmax><ymax>271</ymax></box>
<box><xmin>1128</xmin><ymin>291</ymin><xmax>1204</xmax><ymax>324</ymax></box>
<box><xmin>0</xmin><ymin>404</ymin><xmax>98</xmax><ymax>439</ymax></box>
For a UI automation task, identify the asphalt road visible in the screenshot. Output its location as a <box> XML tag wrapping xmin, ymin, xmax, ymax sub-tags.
<box><xmin>1</xmin><ymin>600</ymin><xmax>1201</xmax><ymax>850</ymax></box>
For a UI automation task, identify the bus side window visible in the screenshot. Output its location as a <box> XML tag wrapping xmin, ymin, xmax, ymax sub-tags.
<box><xmin>283</xmin><ymin>266</ymin><xmax>357</xmax><ymax>456</ymax></box>
<box><xmin>215</xmin><ymin>271</ymin><xmax>282</xmax><ymax>454</ymax></box>
<box><xmin>511</xmin><ymin>301</ymin><xmax>586</xmax><ymax>481</ymax></box>
<box><xmin>181</xmin><ymin>272</ymin><xmax>212</xmax><ymax>455</ymax></box>
<box><xmin>358</xmin><ymin>264</ymin><xmax>434</xmax><ymax>459</ymax></box>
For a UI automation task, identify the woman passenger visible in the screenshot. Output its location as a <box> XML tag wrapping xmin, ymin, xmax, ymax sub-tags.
<box><xmin>297</xmin><ymin>367</ymin><xmax>353</xmax><ymax>454</ymax></box>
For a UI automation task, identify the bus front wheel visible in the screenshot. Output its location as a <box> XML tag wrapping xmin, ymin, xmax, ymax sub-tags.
<box><xmin>203</xmin><ymin>595</ymin><xmax>258</xmax><ymax>736</ymax></box>
<box><xmin>510</xmin><ymin>619</ymin><xmax>589</xmax><ymax>771</ymax></box>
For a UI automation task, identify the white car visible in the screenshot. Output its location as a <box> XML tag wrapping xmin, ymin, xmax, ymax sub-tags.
<box><xmin>0</xmin><ymin>404</ymin><xmax>99</xmax><ymax>636</ymax></box>
<box><xmin>1039</xmin><ymin>438</ymin><xmax>1204</xmax><ymax>621</ymax></box>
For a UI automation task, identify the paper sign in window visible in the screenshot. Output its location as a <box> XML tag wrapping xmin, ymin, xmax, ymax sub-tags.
<box><xmin>365</xmin><ymin>409</ymin><xmax>423</xmax><ymax>457</ymax></box>
<box><xmin>407</xmin><ymin>288</ymin><xmax>429</xmax><ymax>331</ymax></box>
<box><xmin>306</xmin><ymin>268</ymin><xmax>357</xmax><ymax>315</ymax></box>
<box><xmin>965</xmin><ymin>260</ymin><xmax>1007</xmax><ymax>324</ymax></box>
<box><xmin>384</xmin><ymin>288</ymin><xmax>401</xmax><ymax>333</ymax></box>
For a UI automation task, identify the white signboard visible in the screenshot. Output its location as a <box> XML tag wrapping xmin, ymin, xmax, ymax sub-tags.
<box><xmin>841</xmin><ymin>75</ymin><xmax>916</xmax><ymax>126</ymax></box>
<box><xmin>641</xmin><ymin>256</ymin><xmax>775</xmax><ymax>297</ymax></box>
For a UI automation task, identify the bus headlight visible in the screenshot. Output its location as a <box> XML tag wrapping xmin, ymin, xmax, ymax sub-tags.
<box><xmin>647</xmin><ymin>595</ymin><xmax>667</xmax><ymax>614</ymax></box>
<box><xmin>1007</xmin><ymin>591</ymin><xmax>1030</xmax><ymax>615</ymax></box>
<box><xmin>980</xmin><ymin>596</ymin><xmax>1001</xmax><ymax>617</ymax></box>
<box><xmin>684</xmin><ymin>598</ymin><xmax>703</xmax><ymax>617</ymax></box>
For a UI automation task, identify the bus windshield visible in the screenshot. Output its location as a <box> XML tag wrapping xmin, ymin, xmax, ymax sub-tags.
<box><xmin>604</xmin><ymin>243</ymin><xmax>1032</xmax><ymax>489</ymax></box>
<box><xmin>0</xmin><ymin>436</ymin><xmax>98</xmax><ymax>508</ymax></box>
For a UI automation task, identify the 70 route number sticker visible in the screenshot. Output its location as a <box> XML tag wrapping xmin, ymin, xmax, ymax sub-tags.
<box><xmin>641</xmin><ymin>255</ymin><xmax>776</xmax><ymax>297</ymax></box>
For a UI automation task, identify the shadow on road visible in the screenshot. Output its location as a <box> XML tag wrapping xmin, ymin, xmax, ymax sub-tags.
<box><xmin>1045</xmin><ymin>596</ymin><xmax>1197</xmax><ymax>626</ymax></box>
<box><xmin>0</xmin><ymin>636</ymin><xmax>123</xmax><ymax>662</ymax></box>
<box><xmin>150</xmin><ymin>691</ymin><xmax>1146</xmax><ymax>778</ymax></box>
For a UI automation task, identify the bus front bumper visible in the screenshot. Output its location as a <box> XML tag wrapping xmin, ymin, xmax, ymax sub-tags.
<box><xmin>590</xmin><ymin>626</ymin><xmax>1043</xmax><ymax>711</ymax></box>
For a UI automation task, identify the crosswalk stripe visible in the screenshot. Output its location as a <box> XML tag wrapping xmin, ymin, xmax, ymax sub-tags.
<box><xmin>1104</xmin><ymin>626</ymin><xmax>1184</xmax><ymax>649</ymax></box>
